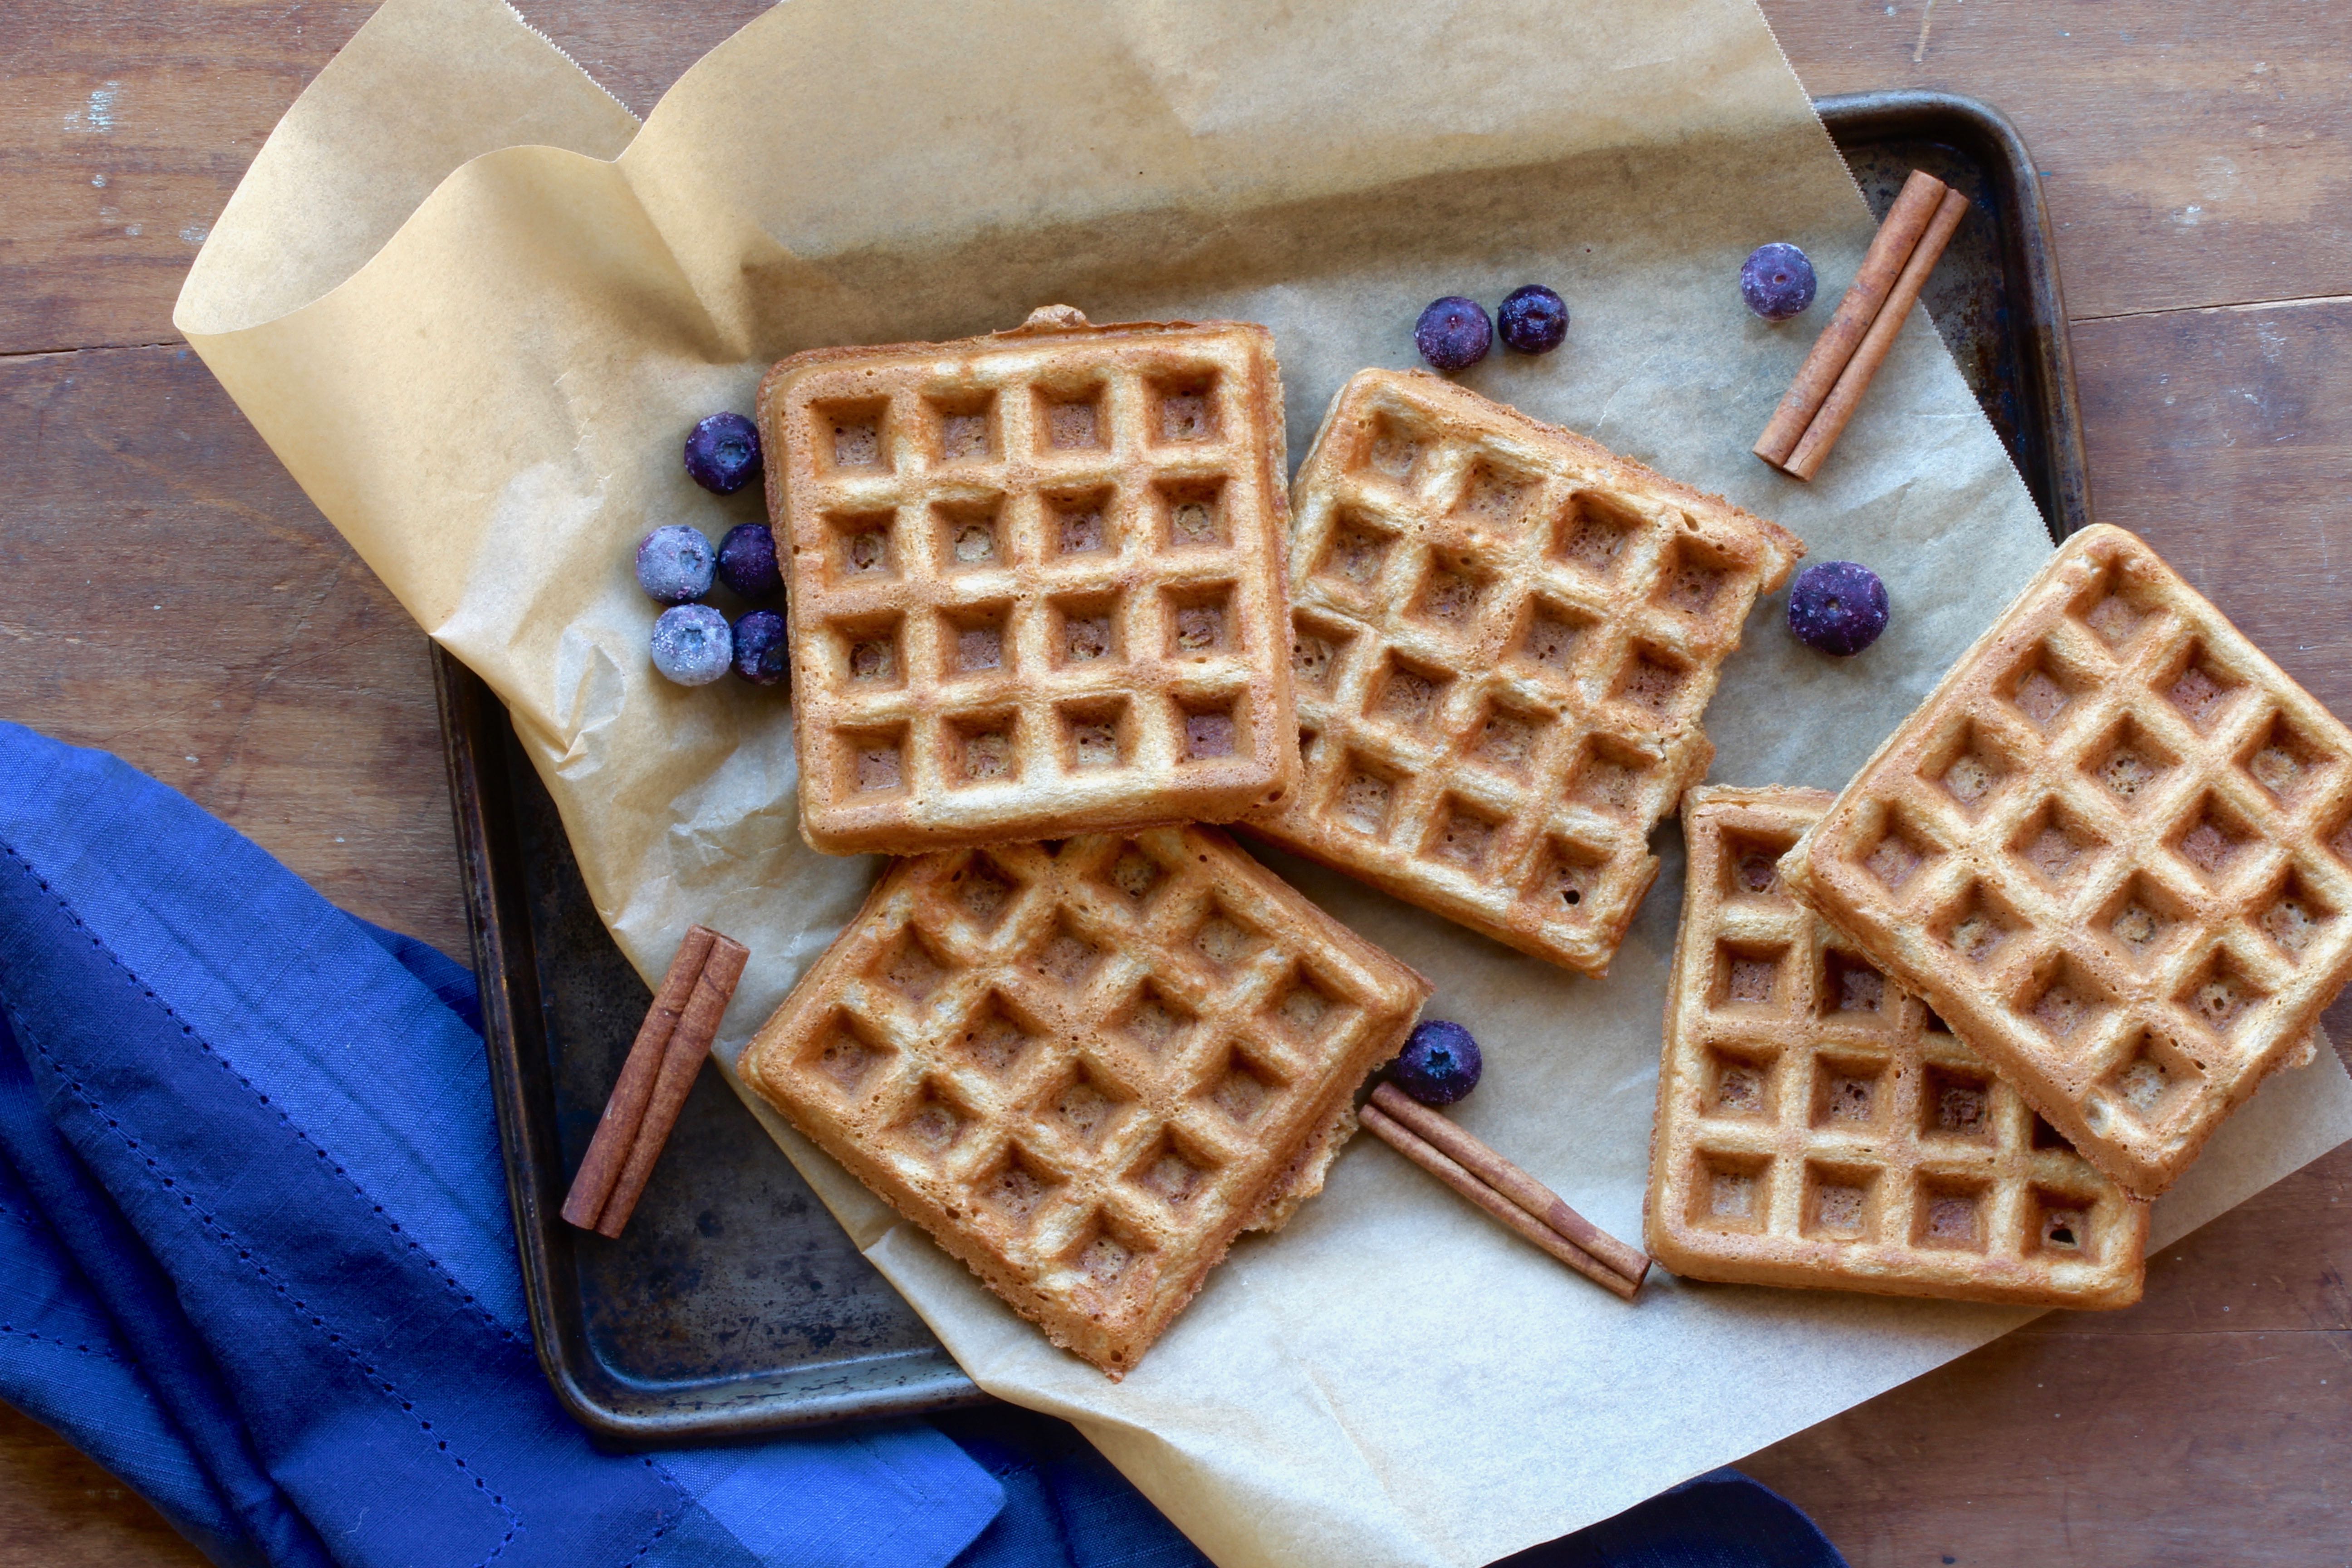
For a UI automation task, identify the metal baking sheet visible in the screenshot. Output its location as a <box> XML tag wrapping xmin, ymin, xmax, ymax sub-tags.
<box><xmin>1815</xmin><ymin>90</ymin><xmax>2091</xmax><ymax>539</ymax></box>
<box><xmin>437</xmin><ymin>654</ymin><xmax>982</xmax><ymax>1438</ymax></box>
<box><xmin>441</xmin><ymin>89</ymin><xmax>2089</xmax><ymax>1441</ymax></box>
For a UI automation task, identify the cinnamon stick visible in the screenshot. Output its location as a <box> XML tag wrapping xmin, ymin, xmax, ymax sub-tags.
<box><xmin>1753</xmin><ymin>168</ymin><xmax>1948</xmax><ymax>470</ymax></box>
<box><xmin>1369</xmin><ymin>1084</ymin><xmax>1649</xmax><ymax>1287</ymax></box>
<box><xmin>561</xmin><ymin>925</ymin><xmax>717</xmax><ymax>1231</ymax></box>
<box><xmin>1360</xmin><ymin>1102</ymin><xmax>1640</xmax><ymax>1302</ymax></box>
<box><xmin>1778</xmin><ymin>184</ymin><xmax>1971</xmax><ymax>480</ymax></box>
<box><xmin>596</xmin><ymin>932</ymin><xmax>750</xmax><ymax>1239</ymax></box>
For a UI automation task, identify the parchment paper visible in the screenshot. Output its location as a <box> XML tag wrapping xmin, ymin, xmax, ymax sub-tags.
<box><xmin>174</xmin><ymin>1</ymin><xmax>2352</xmax><ymax>1562</ymax></box>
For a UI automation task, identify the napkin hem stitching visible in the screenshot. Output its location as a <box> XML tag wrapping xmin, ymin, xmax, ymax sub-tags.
<box><xmin>618</xmin><ymin>1452</ymin><xmax>702</xmax><ymax>1568</ymax></box>
<box><xmin>0</xmin><ymin>832</ymin><xmax>721</xmax><ymax>1568</ymax></box>
<box><xmin>0</xmin><ymin>840</ymin><xmax>546</xmax><ymax>1566</ymax></box>
<box><xmin>0</xmin><ymin>978</ymin><xmax>538</xmax><ymax>1561</ymax></box>
<box><xmin>0</xmin><ymin>980</ymin><xmax>531</xmax><ymax>1565</ymax></box>
<box><xmin>0</xmin><ymin>1321</ymin><xmax>133</xmax><ymax>1367</ymax></box>
<box><xmin>0</xmin><ymin>837</ymin><xmax>528</xmax><ymax>1351</ymax></box>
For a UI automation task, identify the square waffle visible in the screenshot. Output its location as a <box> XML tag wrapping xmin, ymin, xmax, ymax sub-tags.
<box><xmin>1779</xmin><ymin>524</ymin><xmax>2352</xmax><ymax>1198</ymax></box>
<box><xmin>738</xmin><ymin>827</ymin><xmax>1431</xmax><ymax>1377</ymax></box>
<box><xmin>1647</xmin><ymin>786</ymin><xmax>2147</xmax><ymax>1308</ymax></box>
<box><xmin>760</xmin><ymin>306</ymin><xmax>1298</xmax><ymax>856</ymax></box>
<box><xmin>1244</xmin><ymin>369</ymin><xmax>1803</xmax><ymax>975</ymax></box>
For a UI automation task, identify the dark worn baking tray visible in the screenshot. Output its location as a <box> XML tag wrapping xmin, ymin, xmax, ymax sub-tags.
<box><xmin>1816</xmin><ymin>90</ymin><xmax>2090</xmax><ymax>539</ymax></box>
<box><xmin>438</xmin><ymin>88</ymin><xmax>2088</xmax><ymax>1443</ymax></box>
<box><xmin>436</xmin><ymin>652</ymin><xmax>985</xmax><ymax>1439</ymax></box>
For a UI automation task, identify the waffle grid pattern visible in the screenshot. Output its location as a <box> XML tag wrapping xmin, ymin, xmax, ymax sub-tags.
<box><xmin>1646</xmin><ymin>787</ymin><xmax>2146</xmax><ymax>1307</ymax></box>
<box><xmin>763</xmin><ymin>316</ymin><xmax>1294</xmax><ymax>855</ymax></box>
<box><xmin>1781</xmin><ymin>525</ymin><xmax>2352</xmax><ymax>1197</ymax></box>
<box><xmin>739</xmin><ymin>828</ymin><xmax>1429</xmax><ymax>1377</ymax></box>
<box><xmin>1247</xmin><ymin>370</ymin><xmax>1800</xmax><ymax>975</ymax></box>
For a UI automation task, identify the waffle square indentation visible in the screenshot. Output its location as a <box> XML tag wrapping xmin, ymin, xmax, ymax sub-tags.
<box><xmin>740</xmin><ymin>828</ymin><xmax>1431</xmax><ymax>1378</ymax></box>
<box><xmin>1249</xmin><ymin>370</ymin><xmax>1802</xmax><ymax>977</ymax></box>
<box><xmin>769</xmin><ymin>318</ymin><xmax>1296</xmax><ymax>855</ymax></box>
<box><xmin>2159</xmin><ymin>642</ymin><xmax>2245</xmax><ymax>733</ymax></box>
<box><xmin>1651</xmin><ymin>788</ymin><xmax>2148</xmax><ymax>1305</ymax></box>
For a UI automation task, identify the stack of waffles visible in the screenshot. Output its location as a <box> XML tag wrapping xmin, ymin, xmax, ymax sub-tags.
<box><xmin>1649</xmin><ymin>529</ymin><xmax>2352</xmax><ymax>1307</ymax></box>
<box><xmin>740</xmin><ymin>315</ymin><xmax>1812</xmax><ymax>1372</ymax></box>
<box><xmin>1646</xmin><ymin>786</ymin><xmax>2148</xmax><ymax>1307</ymax></box>
<box><xmin>1774</xmin><ymin>525</ymin><xmax>2352</xmax><ymax>1202</ymax></box>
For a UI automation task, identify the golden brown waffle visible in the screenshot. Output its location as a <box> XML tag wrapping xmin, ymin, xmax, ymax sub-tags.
<box><xmin>1647</xmin><ymin>786</ymin><xmax>2147</xmax><ymax>1308</ymax></box>
<box><xmin>1779</xmin><ymin>524</ymin><xmax>2352</xmax><ymax>1199</ymax></box>
<box><xmin>760</xmin><ymin>307</ymin><xmax>1298</xmax><ymax>856</ymax></box>
<box><xmin>1244</xmin><ymin>369</ymin><xmax>1803</xmax><ymax>975</ymax></box>
<box><xmin>738</xmin><ymin>827</ymin><xmax>1430</xmax><ymax>1377</ymax></box>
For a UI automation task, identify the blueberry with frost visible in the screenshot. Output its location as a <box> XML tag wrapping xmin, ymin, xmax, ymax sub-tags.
<box><xmin>732</xmin><ymin>608</ymin><xmax>789</xmax><ymax>686</ymax></box>
<box><xmin>1497</xmin><ymin>285</ymin><xmax>1569</xmax><ymax>354</ymax></box>
<box><xmin>1787</xmin><ymin>560</ymin><xmax>1889</xmax><ymax>656</ymax></box>
<box><xmin>1414</xmin><ymin>297</ymin><xmax>1492</xmax><ymax>372</ymax></box>
<box><xmin>1740</xmin><ymin>243</ymin><xmax>1817</xmax><ymax>322</ymax></box>
<box><xmin>636</xmin><ymin>525</ymin><xmax>716</xmax><ymax>604</ymax></box>
<box><xmin>650</xmin><ymin>603</ymin><xmax>731</xmax><ymax>686</ymax></box>
<box><xmin>1392</xmin><ymin>1019</ymin><xmax>1483</xmax><ymax>1106</ymax></box>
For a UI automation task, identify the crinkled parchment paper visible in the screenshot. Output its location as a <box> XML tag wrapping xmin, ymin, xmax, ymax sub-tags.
<box><xmin>175</xmin><ymin>0</ymin><xmax>2352</xmax><ymax>1561</ymax></box>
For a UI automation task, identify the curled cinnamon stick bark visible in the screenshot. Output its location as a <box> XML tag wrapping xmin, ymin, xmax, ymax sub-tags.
<box><xmin>1369</xmin><ymin>1083</ymin><xmax>1650</xmax><ymax>1287</ymax></box>
<box><xmin>595</xmin><ymin>933</ymin><xmax>750</xmax><ymax>1239</ymax></box>
<box><xmin>560</xmin><ymin>926</ymin><xmax>717</xmax><ymax>1232</ymax></box>
<box><xmin>1361</xmin><ymin>1104</ymin><xmax>1637</xmax><ymax>1301</ymax></box>
<box><xmin>1779</xmin><ymin>185</ymin><xmax>1971</xmax><ymax>480</ymax></box>
<box><xmin>1753</xmin><ymin>168</ymin><xmax>1948</xmax><ymax>470</ymax></box>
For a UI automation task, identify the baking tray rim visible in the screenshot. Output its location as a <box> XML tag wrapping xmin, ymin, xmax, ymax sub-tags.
<box><xmin>443</xmin><ymin>86</ymin><xmax>2090</xmax><ymax>1443</ymax></box>
<box><xmin>434</xmin><ymin>648</ymin><xmax>988</xmax><ymax>1442</ymax></box>
<box><xmin>1812</xmin><ymin>88</ymin><xmax>2091</xmax><ymax>540</ymax></box>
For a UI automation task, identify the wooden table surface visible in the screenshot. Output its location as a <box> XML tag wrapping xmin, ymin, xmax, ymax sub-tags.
<box><xmin>3</xmin><ymin>1</ymin><xmax>2347</xmax><ymax>1562</ymax></box>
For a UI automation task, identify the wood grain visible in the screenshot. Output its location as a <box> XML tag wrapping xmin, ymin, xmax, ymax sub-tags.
<box><xmin>1757</xmin><ymin>0</ymin><xmax>2352</xmax><ymax>321</ymax></box>
<box><xmin>2074</xmin><ymin>296</ymin><xmax>2352</xmax><ymax>718</ymax></box>
<box><xmin>0</xmin><ymin>0</ymin><xmax>773</xmax><ymax>355</ymax></box>
<box><xmin>0</xmin><ymin>1405</ymin><xmax>204</xmax><ymax>1568</ymax></box>
<box><xmin>1744</xmin><ymin>1141</ymin><xmax>2352</xmax><ymax>1566</ymax></box>
<box><xmin>0</xmin><ymin>3</ymin><xmax>374</xmax><ymax>354</ymax></box>
<box><xmin>0</xmin><ymin>345</ymin><xmax>466</xmax><ymax>955</ymax></box>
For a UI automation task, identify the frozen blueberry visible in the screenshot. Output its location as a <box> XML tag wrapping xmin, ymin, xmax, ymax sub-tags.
<box><xmin>717</xmin><ymin>522</ymin><xmax>783</xmax><ymax>598</ymax></box>
<box><xmin>1497</xmin><ymin>285</ymin><xmax>1569</xmax><ymax>354</ymax></box>
<box><xmin>650</xmin><ymin>603</ymin><xmax>732</xmax><ymax>686</ymax></box>
<box><xmin>635</xmin><ymin>525</ymin><xmax>716</xmax><ymax>604</ymax></box>
<box><xmin>1392</xmin><ymin>1019</ymin><xmax>1483</xmax><ymax>1106</ymax></box>
<box><xmin>683</xmin><ymin>412</ymin><xmax>762</xmax><ymax>495</ymax></box>
<box><xmin>1787</xmin><ymin>560</ymin><xmax>1890</xmax><ymax>657</ymax></box>
<box><xmin>732</xmin><ymin>608</ymin><xmax>789</xmax><ymax>686</ymax></box>
<box><xmin>1740</xmin><ymin>243</ymin><xmax>1818</xmax><ymax>322</ymax></box>
<box><xmin>1414</xmin><ymin>296</ymin><xmax>1492</xmax><ymax>372</ymax></box>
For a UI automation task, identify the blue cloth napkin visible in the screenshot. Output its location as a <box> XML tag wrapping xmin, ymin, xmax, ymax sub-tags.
<box><xmin>0</xmin><ymin>720</ymin><xmax>1004</xmax><ymax>1568</ymax></box>
<box><xmin>0</xmin><ymin>720</ymin><xmax>1844</xmax><ymax>1567</ymax></box>
<box><xmin>1495</xmin><ymin>1470</ymin><xmax>1846</xmax><ymax>1568</ymax></box>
